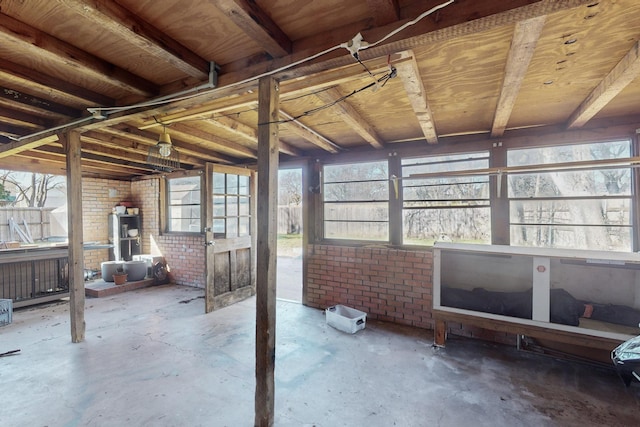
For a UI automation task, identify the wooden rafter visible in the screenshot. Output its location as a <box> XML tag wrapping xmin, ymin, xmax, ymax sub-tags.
<box><xmin>100</xmin><ymin>125</ymin><xmax>235</xmax><ymax>164</ymax></box>
<box><xmin>365</xmin><ymin>0</ymin><xmax>400</xmax><ymax>26</ymax></box>
<box><xmin>58</xmin><ymin>0</ymin><xmax>209</xmax><ymax>79</ymax></box>
<box><xmin>168</xmin><ymin>123</ymin><xmax>257</xmax><ymax>159</ymax></box>
<box><xmin>0</xmin><ymin>13</ymin><xmax>156</xmax><ymax>97</ymax></box>
<box><xmin>214</xmin><ymin>0</ymin><xmax>292</xmax><ymax>57</ymax></box>
<box><xmin>0</xmin><ymin>107</ymin><xmax>51</xmax><ymax>129</ymax></box>
<box><xmin>0</xmin><ymin>87</ymin><xmax>82</xmax><ymax>118</ymax></box>
<box><xmin>279</xmin><ymin>110</ymin><xmax>340</xmax><ymax>153</ymax></box>
<box><xmin>395</xmin><ymin>51</ymin><xmax>438</xmax><ymax>144</ymax></box>
<box><xmin>0</xmin><ymin>59</ymin><xmax>115</xmax><ymax>107</ymax></box>
<box><xmin>206</xmin><ymin>116</ymin><xmax>303</xmax><ymax>156</ymax></box>
<box><xmin>568</xmin><ymin>40</ymin><xmax>640</xmax><ymax>129</ymax></box>
<box><xmin>314</xmin><ymin>86</ymin><xmax>384</xmax><ymax>149</ymax></box>
<box><xmin>491</xmin><ymin>16</ymin><xmax>546</xmax><ymax>137</ymax></box>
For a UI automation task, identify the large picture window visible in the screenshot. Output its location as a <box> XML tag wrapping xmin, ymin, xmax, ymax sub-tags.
<box><xmin>401</xmin><ymin>152</ymin><xmax>491</xmax><ymax>245</ymax></box>
<box><xmin>323</xmin><ymin>161</ymin><xmax>389</xmax><ymax>241</ymax></box>
<box><xmin>507</xmin><ymin>140</ymin><xmax>632</xmax><ymax>251</ymax></box>
<box><xmin>167</xmin><ymin>175</ymin><xmax>201</xmax><ymax>233</ymax></box>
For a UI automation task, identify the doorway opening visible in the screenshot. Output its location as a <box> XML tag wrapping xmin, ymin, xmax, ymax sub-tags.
<box><xmin>277</xmin><ymin>168</ymin><xmax>302</xmax><ymax>302</ymax></box>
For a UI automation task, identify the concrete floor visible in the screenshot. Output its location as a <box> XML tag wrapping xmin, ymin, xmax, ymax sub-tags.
<box><xmin>2</xmin><ymin>285</ymin><xmax>639</xmax><ymax>427</ymax></box>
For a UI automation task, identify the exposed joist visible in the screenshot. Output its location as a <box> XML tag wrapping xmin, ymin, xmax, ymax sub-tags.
<box><xmin>215</xmin><ymin>0</ymin><xmax>292</xmax><ymax>57</ymax></box>
<box><xmin>58</xmin><ymin>0</ymin><xmax>209</xmax><ymax>79</ymax></box>
<box><xmin>0</xmin><ymin>134</ymin><xmax>58</xmax><ymax>158</ymax></box>
<box><xmin>366</xmin><ymin>0</ymin><xmax>400</xmax><ymax>26</ymax></box>
<box><xmin>207</xmin><ymin>116</ymin><xmax>303</xmax><ymax>156</ymax></box>
<box><xmin>80</xmin><ymin>130</ymin><xmax>204</xmax><ymax>167</ymax></box>
<box><xmin>0</xmin><ymin>13</ymin><xmax>156</xmax><ymax>97</ymax></box>
<box><xmin>491</xmin><ymin>16</ymin><xmax>546</xmax><ymax>137</ymax></box>
<box><xmin>0</xmin><ymin>107</ymin><xmax>53</xmax><ymax>129</ymax></box>
<box><xmin>100</xmin><ymin>125</ymin><xmax>236</xmax><ymax>164</ymax></box>
<box><xmin>280</xmin><ymin>110</ymin><xmax>340</xmax><ymax>153</ymax></box>
<box><xmin>568</xmin><ymin>39</ymin><xmax>640</xmax><ymax>129</ymax></box>
<box><xmin>0</xmin><ymin>87</ymin><xmax>82</xmax><ymax>118</ymax></box>
<box><xmin>0</xmin><ymin>59</ymin><xmax>115</xmax><ymax>107</ymax></box>
<box><xmin>169</xmin><ymin>123</ymin><xmax>257</xmax><ymax>159</ymax></box>
<box><xmin>314</xmin><ymin>86</ymin><xmax>384</xmax><ymax>149</ymax></box>
<box><xmin>395</xmin><ymin>51</ymin><xmax>438</xmax><ymax>144</ymax></box>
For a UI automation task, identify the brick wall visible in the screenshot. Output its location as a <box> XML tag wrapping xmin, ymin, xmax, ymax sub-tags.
<box><xmin>306</xmin><ymin>244</ymin><xmax>434</xmax><ymax>329</ymax></box>
<box><xmin>306</xmin><ymin>243</ymin><xmax>517</xmax><ymax>345</ymax></box>
<box><xmin>81</xmin><ymin>178</ymin><xmax>132</xmax><ymax>270</ymax></box>
<box><xmin>131</xmin><ymin>179</ymin><xmax>206</xmax><ymax>288</ymax></box>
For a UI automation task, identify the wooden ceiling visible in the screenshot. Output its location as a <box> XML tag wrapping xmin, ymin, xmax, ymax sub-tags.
<box><xmin>0</xmin><ymin>0</ymin><xmax>638</xmax><ymax>179</ymax></box>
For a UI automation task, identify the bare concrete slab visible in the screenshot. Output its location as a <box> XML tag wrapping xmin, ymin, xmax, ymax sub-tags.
<box><xmin>1</xmin><ymin>285</ymin><xmax>638</xmax><ymax>426</ymax></box>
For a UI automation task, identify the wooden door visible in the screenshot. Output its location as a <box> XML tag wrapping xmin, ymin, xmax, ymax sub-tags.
<box><xmin>204</xmin><ymin>164</ymin><xmax>256</xmax><ymax>313</ymax></box>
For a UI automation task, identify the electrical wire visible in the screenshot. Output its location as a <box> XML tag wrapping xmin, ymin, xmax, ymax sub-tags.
<box><xmin>89</xmin><ymin>0</ymin><xmax>455</xmax><ymax>115</ymax></box>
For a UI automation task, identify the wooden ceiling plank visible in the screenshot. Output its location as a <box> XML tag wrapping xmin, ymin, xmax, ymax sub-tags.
<box><xmin>0</xmin><ymin>59</ymin><xmax>115</xmax><ymax>107</ymax></box>
<box><xmin>0</xmin><ymin>13</ymin><xmax>157</xmax><ymax>97</ymax></box>
<box><xmin>314</xmin><ymin>86</ymin><xmax>384</xmax><ymax>149</ymax></box>
<box><xmin>280</xmin><ymin>110</ymin><xmax>340</xmax><ymax>153</ymax></box>
<box><xmin>491</xmin><ymin>16</ymin><xmax>546</xmax><ymax>137</ymax></box>
<box><xmin>214</xmin><ymin>0</ymin><xmax>292</xmax><ymax>57</ymax></box>
<box><xmin>207</xmin><ymin>116</ymin><xmax>303</xmax><ymax>156</ymax></box>
<box><xmin>58</xmin><ymin>0</ymin><xmax>209</xmax><ymax>79</ymax></box>
<box><xmin>365</xmin><ymin>0</ymin><xmax>400</xmax><ymax>27</ymax></box>
<box><xmin>567</xmin><ymin>40</ymin><xmax>640</xmax><ymax>129</ymax></box>
<box><xmin>395</xmin><ymin>51</ymin><xmax>437</xmax><ymax>144</ymax></box>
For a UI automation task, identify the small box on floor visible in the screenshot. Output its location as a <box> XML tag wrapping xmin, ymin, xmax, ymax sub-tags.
<box><xmin>0</xmin><ymin>299</ymin><xmax>12</xmax><ymax>327</ymax></box>
<box><xmin>326</xmin><ymin>304</ymin><xmax>366</xmax><ymax>333</ymax></box>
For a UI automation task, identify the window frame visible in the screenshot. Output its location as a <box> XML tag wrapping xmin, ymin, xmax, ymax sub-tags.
<box><xmin>162</xmin><ymin>170</ymin><xmax>204</xmax><ymax>235</ymax></box>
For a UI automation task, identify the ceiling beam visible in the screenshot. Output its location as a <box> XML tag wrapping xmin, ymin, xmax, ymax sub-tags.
<box><xmin>99</xmin><ymin>124</ymin><xmax>235</xmax><ymax>164</ymax></box>
<box><xmin>168</xmin><ymin>123</ymin><xmax>257</xmax><ymax>159</ymax></box>
<box><xmin>314</xmin><ymin>87</ymin><xmax>384</xmax><ymax>149</ymax></box>
<box><xmin>214</xmin><ymin>0</ymin><xmax>292</xmax><ymax>57</ymax></box>
<box><xmin>491</xmin><ymin>16</ymin><xmax>546</xmax><ymax>137</ymax></box>
<box><xmin>567</xmin><ymin>39</ymin><xmax>640</xmax><ymax>129</ymax></box>
<box><xmin>58</xmin><ymin>0</ymin><xmax>209</xmax><ymax>80</ymax></box>
<box><xmin>0</xmin><ymin>13</ymin><xmax>157</xmax><ymax>97</ymax></box>
<box><xmin>0</xmin><ymin>107</ymin><xmax>51</xmax><ymax>129</ymax></box>
<box><xmin>365</xmin><ymin>0</ymin><xmax>400</xmax><ymax>26</ymax></box>
<box><xmin>0</xmin><ymin>59</ymin><xmax>115</xmax><ymax>107</ymax></box>
<box><xmin>0</xmin><ymin>87</ymin><xmax>82</xmax><ymax>118</ymax></box>
<box><xmin>279</xmin><ymin>110</ymin><xmax>340</xmax><ymax>153</ymax></box>
<box><xmin>395</xmin><ymin>51</ymin><xmax>438</xmax><ymax>144</ymax></box>
<box><xmin>206</xmin><ymin>116</ymin><xmax>303</xmax><ymax>156</ymax></box>
<box><xmin>81</xmin><ymin>130</ymin><xmax>204</xmax><ymax>167</ymax></box>
<box><xmin>0</xmin><ymin>134</ymin><xmax>58</xmax><ymax>158</ymax></box>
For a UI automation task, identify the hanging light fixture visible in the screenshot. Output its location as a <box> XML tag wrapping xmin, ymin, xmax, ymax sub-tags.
<box><xmin>147</xmin><ymin>126</ymin><xmax>180</xmax><ymax>172</ymax></box>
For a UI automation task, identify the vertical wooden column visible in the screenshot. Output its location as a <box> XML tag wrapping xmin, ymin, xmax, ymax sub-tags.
<box><xmin>255</xmin><ymin>76</ymin><xmax>279</xmax><ymax>427</ymax></box>
<box><xmin>62</xmin><ymin>130</ymin><xmax>85</xmax><ymax>343</ymax></box>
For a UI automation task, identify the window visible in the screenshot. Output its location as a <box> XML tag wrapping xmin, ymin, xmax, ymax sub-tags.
<box><xmin>212</xmin><ymin>172</ymin><xmax>251</xmax><ymax>238</ymax></box>
<box><xmin>401</xmin><ymin>152</ymin><xmax>491</xmax><ymax>245</ymax></box>
<box><xmin>323</xmin><ymin>161</ymin><xmax>389</xmax><ymax>241</ymax></box>
<box><xmin>507</xmin><ymin>140</ymin><xmax>632</xmax><ymax>251</ymax></box>
<box><xmin>167</xmin><ymin>175</ymin><xmax>201</xmax><ymax>232</ymax></box>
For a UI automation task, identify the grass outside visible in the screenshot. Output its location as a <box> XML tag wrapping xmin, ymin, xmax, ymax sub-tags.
<box><xmin>277</xmin><ymin>233</ymin><xmax>302</xmax><ymax>257</ymax></box>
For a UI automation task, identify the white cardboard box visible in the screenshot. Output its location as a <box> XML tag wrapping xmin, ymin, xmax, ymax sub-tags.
<box><xmin>326</xmin><ymin>305</ymin><xmax>366</xmax><ymax>334</ymax></box>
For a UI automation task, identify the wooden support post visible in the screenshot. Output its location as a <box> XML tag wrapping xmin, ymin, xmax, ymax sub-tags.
<box><xmin>435</xmin><ymin>319</ymin><xmax>447</xmax><ymax>347</ymax></box>
<box><xmin>62</xmin><ymin>130</ymin><xmax>85</xmax><ymax>343</ymax></box>
<box><xmin>255</xmin><ymin>76</ymin><xmax>279</xmax><ymax>427</ymax></box>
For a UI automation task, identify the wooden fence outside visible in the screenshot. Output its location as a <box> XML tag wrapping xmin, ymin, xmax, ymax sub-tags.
<box><xmin>0</xmin><ymin>208</ymin><xmax>55</xmax><ymax>243</ymax></box>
